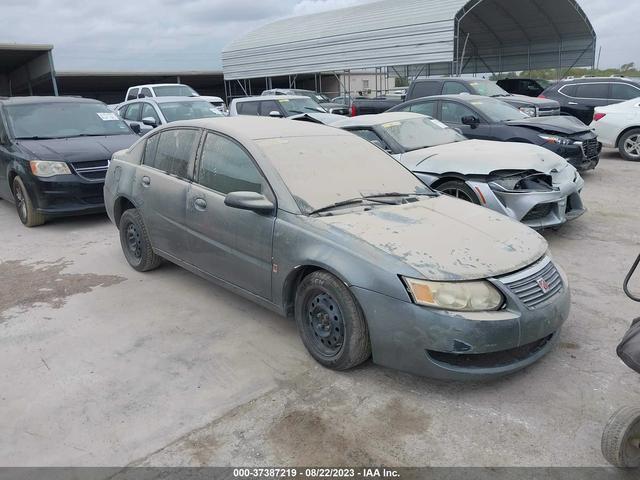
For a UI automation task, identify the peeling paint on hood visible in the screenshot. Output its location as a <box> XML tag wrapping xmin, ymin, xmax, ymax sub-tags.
<box><xmin>398</xmin><ymin>140</ymin><xmax>568</xmax><ymax>176</ymax></box>
<box><xmin>319</xmin><ymin>196</ymin><xmax>548</xmax><ymax>281</ymax></box>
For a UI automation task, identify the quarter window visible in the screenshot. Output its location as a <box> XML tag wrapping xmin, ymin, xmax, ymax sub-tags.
<box><xmin>611</xmin><ymin>83</ymin><xmax>640</xmax><ymax>100</ymax></box>
<box><xmin>441</xmin><ymin>102</ymin><xmax>477</xmax><ymax>123</ymax></box>
<box><xmin>197</xmin><ymin>132</ymin><xmax>267</xmax><ymax>195</ymax></box>
<box><xmin>145</xmin><ymin>128</ymin><xmax>200</xmax><ymax>178</ymax></box>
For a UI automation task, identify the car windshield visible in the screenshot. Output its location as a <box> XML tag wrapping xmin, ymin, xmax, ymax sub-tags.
<box><xmin>468</xmin><ymin>98</ymin><xmax>529</xmax><ymax>122</ymax></box>
<box><xmin>153</xmin><ymin>85</ymin><xmax>198</xmax><ymax>97</ymax></box>
<box><xmin>6</xmin><ymin>102</ymin><xmax>133</xmax><ymax>139</ymax></box>
<box><xmin>277</xmin><ymin>98</ymin><xmax>326</xmax><ymax>115</ymax></box>
<box><xmin>380</xmin><ymin>117</ymin><xmax>466</xmax><ymax>151</ymax></box>
<box><xmin>159</xmin><ymin>101</ymin><xmax>223</xmax><ymax>122</ymax></box>
<box><xmin>256</xmin><ymin>135</ymin><xmax>432</xmax><ymax>214</ymax></box>
<box><xmin>468</xmin><ymin>80</ymin><xmax>511</xmax><ymax>97</ymax></box>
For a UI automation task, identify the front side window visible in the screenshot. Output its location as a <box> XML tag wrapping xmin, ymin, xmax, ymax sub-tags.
<box><xmin>443</xmin><ymin>82</ymin><xmax>469</xmax><ymax>95</ymax></box>
<box><xmin>6</xmin><ymin>102</ymin><xmax>132</xmax><ymax>139</ymax></box>
<box><xmin>140</xmin><ymin>88</ymin><xmax>153</xmax><ymax>98</ymax></box>
<box><xmin>197</xmin><ymin>132</ymin><xmax>266</xmax><ymax>195</ymax></box>
<box><xmin>145</xmin><ymin>128</ymin><xmax>200</xmax><ymax>178</ymax></box>
<box><xmin>141</xmin><ymin>103</ymin><xmax>160</xmax><ymax>124</ymax></box>
<box><xmin>611</xmin><ymin>83</ymin><xmax>640</xmax><ymax>100</ymax></box>
<box><xmin>124</xmin><ymin>103</ymin><xmax>142</xmax><ymax>121</ymax></box>
<box><xmin>441</xmin><ymin>102</ymin><xmax>477</xmax><ymax>124</ymax></box>
<box><xmin>259</xmin><ymin>100</ymin><xmax>281</xmax><ymax>116</ymax></box>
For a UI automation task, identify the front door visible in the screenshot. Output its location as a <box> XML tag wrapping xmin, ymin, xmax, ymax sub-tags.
<box><xmin>185</xmin><ymin>131</ymin><xmax>275</xmax><ymax>299</ymax></box>
<box><xmin>440</xmin><ymin>100</ymin><xmax>493</xmax><ymax>140</ymax></box>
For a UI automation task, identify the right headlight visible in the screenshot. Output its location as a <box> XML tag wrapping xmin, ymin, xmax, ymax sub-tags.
<box><xmin>29</xmin><ymin>160</ymin><xmax>71</xmax><ymax>177</ymax></box>
<box><xmin>519</xmin><ymin>106</ymin><xmax>537</xmax><ymax>117</ymax></box>
<box><xmin>402</xmin><ymin>277</ymin><xmax>504</xmax><ymax>312</ymax></box>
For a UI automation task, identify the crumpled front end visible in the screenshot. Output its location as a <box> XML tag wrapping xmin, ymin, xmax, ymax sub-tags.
<box><xmin>468</xmin><ymin>166</ymin><xmax>585</xmax><ymax>230</ymax></box>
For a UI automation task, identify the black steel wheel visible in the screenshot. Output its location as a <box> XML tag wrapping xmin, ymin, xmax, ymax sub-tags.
<box><xmin>436</xmin><ymin>180</ymin><xmax>481</xmax><ymax>205</ymax></box>
<box><xmin>118</xmin><ymin>209</ymin><xmax>162</xmax><ymax>272</ymax></box>
<box><xmin>619</xmin><ymin>129</ymin><xmax>640</xmax><ymax>161</ymax></box>
<box><xmin>12</xmin><ymin>176</ymin><xmax>45</xmax><ymax>227</ymax></box>
<box><xmin>295</xmin><ymin>271</ymin><xmax>371</xmax><ymax>370</ymax></box>
<box><xmin>602</xmin><ymin>406</ymin><xmax>640</xmax><ymax>468</ymax></box>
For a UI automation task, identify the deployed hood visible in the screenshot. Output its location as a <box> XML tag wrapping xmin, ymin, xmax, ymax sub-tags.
<box><xmin>398</xmin><ymin>139</ymin><xmax>568</xmax><ymax>175</ymax></box>
<box><xmin>320</xmin><ymin>196</ymin><xmax>547</xmax><ymax>281</ymax></box>
<box><xmin>17</xmin><ymin>134</ymin><xmax>139</xmax><ymax>163</ymax></box>
<box><xmin>505</xmin><ymin>115</ymin><xmax>591</xmax><ymax>134</ymax></box>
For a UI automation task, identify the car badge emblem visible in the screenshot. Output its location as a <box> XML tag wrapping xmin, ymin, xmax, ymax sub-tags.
<box><xmin>537</xmin><ymin>278</ymin><xmax>551</xmax><ymax>294</ymax></box>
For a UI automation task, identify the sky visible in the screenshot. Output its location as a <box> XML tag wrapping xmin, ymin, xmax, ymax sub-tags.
<box><xmin>1</xmin><ymin>0</ymin><xmax>637</xmax><ymax>72</ymax></box>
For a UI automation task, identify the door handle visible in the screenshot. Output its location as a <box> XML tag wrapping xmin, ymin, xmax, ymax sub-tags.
<box><xmin>141</xmin><ymin>176</ymin><xmax>151</xmax><ymax>187</ymax></box>
<box><xmin>568</xmin><ymin>102</ymin><xmax>579</xmax><ymax>105</ymax></box>
<box><xmin>194</xmin><ymin>198</ymin><xmax>207</xmax><ymax>211</ymax></box>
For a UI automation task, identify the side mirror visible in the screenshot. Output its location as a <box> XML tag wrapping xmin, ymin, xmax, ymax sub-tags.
<box><xmin>269</xmin><ymin>111</ymin><xmax>283</xmax><ymax>118</ymax></box>
<box><xmin>130</xmin><ymin>123</ymin><xmax>142</xmax><ymax>135</ymax></box>
<box><xmin>141</xmin><ymin>117</ymin><xmax>158</xmax><ymax>127</ymax></box>
<box><xmin>462</xmin><ymin>115</ymin><xmax>480</xmax><ymax>128</ymax></box>
<box><xmin>138</xmin><ymin>93</ymin><xmax>147</xmax><ymax>99</ymax></box>
<box><xmin>224</xmin><ymin>191</ymin><xmax>274</xmax><ymax>214</ymax></box>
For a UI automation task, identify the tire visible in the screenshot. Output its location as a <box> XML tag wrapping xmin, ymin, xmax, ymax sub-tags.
<box><xmin>618</xmin><ymin>129</ymin><xmax>640</xmax><ymax>161</ymax></box>
<box><xmin>294</xmin><ymin>271</ymin><xmax>371</xmax><ymax>371</ymax></box>
<box><xmin>118</xmin><ymin>209</ymin><xmax>162</xmax><ymax>272</ymax></box>
<box><xmin>435</xmin><ymin>180</ymin><xmax>481</xmax><ymax>205</ymax></box>
<box><xmin>601</xmin><ymin>406</ymin><xmax>640</xmax><ymax>468</ymax></box>
<box><xmin>12</xmin><ymin>176</ymin><xmax>45</xmax><ymax>227</ymax></box>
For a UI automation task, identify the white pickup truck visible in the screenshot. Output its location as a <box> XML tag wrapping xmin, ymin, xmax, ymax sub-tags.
<box><xmin>124</xmin><ymin>83</ymin><xmax>227</xmax><ymax>113</ymax></box>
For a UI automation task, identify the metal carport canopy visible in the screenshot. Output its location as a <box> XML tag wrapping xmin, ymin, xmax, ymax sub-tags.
<box><xmin>222</xmin><ymin>0</ymin><xmax>596</xmax><ymax>81</ymax></box>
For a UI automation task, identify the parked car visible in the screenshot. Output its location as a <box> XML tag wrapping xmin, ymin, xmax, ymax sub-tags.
<box><xmin>406</xmin><ymin>78</ymin><xmax>561</xmax><ymax>117</ymax></box>
<box><xmin>540</xmin><ymin>77</ymin><xmax>640</xmax><ymax>125</ymax></box>
<box><xmin>115</xmin><ymin>96</ymin><xmax>224</xmax><ymax>135</ymax></box>
<box><xmin>105</xmin><ymin>116</ymin><xmax>570</xmax><ymax>380</ymax></box>
<box><xmin>590</xmin><ymin>97</ymin><xmax>640</xmax><ymax>161</ymax></box>
<box><xmin>230</xmin><ymin>95</ymin><xmax>343</xmax><ymax>124</ymax></box>
<box><xmin>0</xmin><ymin>96</ymin><xmax>139</xmax><ymax>227</ymax></box>
<box><xmin>497</xmin><ymin>78</ymin><xmax>552</xmax><ymax>98</ymax></box>
<box><xmin>389</xmin><ymin>95</ymin><xmax>600</xmax><ymax>171</ymax></box>
<box><xmin>124</xmin><ymin>83</ymin><xmax>227</xmax><ymax>113</ymax></box>
<box><xmin>333</xmin><ymin>112</ymin><xmax>585</xmax><ymax>230</ymax></box>
<box><xmin>349</xmin><ymin>96</ymin><xmax>404</xmax><ymax>116</ymax></box>
<box><xmin>262</xmin><ymin>89</ymin><xmax>349</xmax><ymax>115</ymax></box>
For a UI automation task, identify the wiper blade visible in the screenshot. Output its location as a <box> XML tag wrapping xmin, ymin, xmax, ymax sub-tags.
<box><xmin>363</xmin><ymin>192</ymin><xmax>438</xmax><ymax>199</ymax></box>
<box><xmin>64</xmin><ymin>134</ymin><xmax>108</xmax><ymax>138</ymax></box>
<box><xmin>308</xmin><ymin>198</ymin><xmax>365</xmax><ymax>216</ymax></box>
<box><xmin>15</xmin><ymin>136</ymin><xmax>58</xmax><ymax>140</ymax></box>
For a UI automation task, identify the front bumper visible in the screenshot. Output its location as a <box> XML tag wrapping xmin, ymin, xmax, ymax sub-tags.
<box><xmin>468</xmin><ymin>174</ymin><xmax>585</xmax><ymax>230</ymax></box>
<box><xmin>25</xmin><ymin>174</ymin><xmax>105</xmax><ymax>217</ymax></box>
<box><xmin>551</xmin><ymin>139</ymin><xmax>600</xmax><ymax>171</ymax></box>
<box><xmin>353</xmin><ymin>258</ymin><xmax>570</xmax><ymax>380</ymax></box>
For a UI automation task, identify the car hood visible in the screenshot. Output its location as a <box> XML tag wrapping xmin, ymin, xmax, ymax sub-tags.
<box><xmin>319</xmin><ymin>196</ymin><xmax>547</xmax><ymax>281</ymax></box>
<box><xmin>17</xmin><ymin>135</ymin><xmax>139</xmax><ymax>163</ymax></box>
<box><xmin>498</xmin><ymin>94</ymin><xmax>559</xmax><ymax>108</ymax></box>
<box><xmin>397</xmin><ymin>139</ymin><xmax>568</xmax><ymax>175</ymax></box>
<box><xmin>504</xmin><ymin>115</ymin><xmax>591</xmax><ymax>134</ymax></box>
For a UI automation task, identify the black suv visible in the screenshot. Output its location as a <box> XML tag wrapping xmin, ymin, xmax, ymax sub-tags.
<box><xmin>540</xmin><ymin>77</ymin><xmax>640</xmax><ymax>125</ymax></box>
<box><xmin>0</xmin><ymin>97</ymin><xmax>139</xmax><ymax>227</ymax></box>
<box><xmin>405</xmin><ymin>78</ymin><xmax>561</xmax><ymax>117</ymax></box>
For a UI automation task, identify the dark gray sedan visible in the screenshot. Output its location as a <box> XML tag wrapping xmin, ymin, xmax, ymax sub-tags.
<box><xmin>104</xmin><ymin>117</ymin><xmax>570</xmax><ymax>380</ymax></box>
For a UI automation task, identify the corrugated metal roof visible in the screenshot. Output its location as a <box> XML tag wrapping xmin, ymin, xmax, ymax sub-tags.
<box><xmin>223</xmin><ymin>0</ymin><xmax>596</xmax><ymax>80</ymax></box>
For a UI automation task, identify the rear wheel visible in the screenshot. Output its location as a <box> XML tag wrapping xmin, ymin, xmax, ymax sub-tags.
<box><xmin>619</xmin><ymin>129</ymin><xmax>640</xmax><ymax>161</ymax></box>
<box><xmin>12</xmin><ymin>176</ymin><xmax>45</xmax><ymax>227</ymax></box>
<box><xmin>295</xmin><ymin>271</ymin><xmax>371</xmax><ymax>370</ymax></box>
<box><xmin>435</xmin><ymin>180</ymin><xmax>481</xmax><ymax>205</ymax></box>
<box><xmin>602</xmin><ymin>406</ymin><xmax>640</xmax><ymax>468</ymax></box>
<box><xmin>118</xmin><ymin>209</ymin><xmax>162</xmax><ymax>272</ymax></box>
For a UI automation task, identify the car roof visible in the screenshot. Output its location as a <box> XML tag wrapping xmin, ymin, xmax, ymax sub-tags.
<box><xmin>332</xmin><ymin>112</ymin><xmax>422</xmax><ymax>128</ymax></box>
<box><xmin>0</xmin><ymin>96</ymin><xmax>102</xmax><ymax>105</ymax></box>
<box><xmin>129</xmin><ymin>84</ymin><xmax>190</xmax><ymax>89</ymax></box>
<box><xmin>166</xmin><ymin>116</ymin><xmax>352</xmax><ymax>140</ymax></box>
<box><xmin>558</xmin><ymin>77</ymin><xmax>640</xmax><ymax>84</ymax></box>
<box><xmin>123</xmin><ymin>96</ymin><xmax>211</xmax><ymax>105</ymax></box>
<box><xmin>234</xmin><ymin>95</ymin><xmax>309</xmax><ymax>102</ymax></box>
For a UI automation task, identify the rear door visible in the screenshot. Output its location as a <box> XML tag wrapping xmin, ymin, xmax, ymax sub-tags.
<box><xmin>185</xmin><ymin>130</ymin><xmax>275</xmax><ymax>299</ymax></box>
<box><xmin>136</xmin><ymin>127</ymin><xmax>201</xmax><ymax>259</ymax></box>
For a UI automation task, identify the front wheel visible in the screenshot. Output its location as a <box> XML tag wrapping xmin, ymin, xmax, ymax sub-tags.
<box><xmin>435</xmin><ymin>180</ymin><xmax>481</xmax><ymax>205</ymax></box>
<box><xmin>601</xmin><ymin>406</ymin><xmax>640</xmax><ymax>468</ymax></box>
<box><xmin>619</xmin><ymin>129</ymin><xmax>640</xmax><ymax>161</ymax></box>
<box><xmin>118</xmin><ymin>209</ymin><xmax>162</xmax><ymax>272</ymax></box>
<box><xmin>294</xmin><ymin>271</ymin><xmax>371</xmax><ymax>370</ymax></box>
<box><xmin>12</xmin><ymin>176</ymin><xmax>45</xmax><ymax>227</ymax></box>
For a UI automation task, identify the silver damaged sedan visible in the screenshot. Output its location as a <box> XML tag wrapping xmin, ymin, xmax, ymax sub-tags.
<box><xmin>104</xmin><ymin>117</ymin><xmax>570</xmax><ymax>380</ymax></box>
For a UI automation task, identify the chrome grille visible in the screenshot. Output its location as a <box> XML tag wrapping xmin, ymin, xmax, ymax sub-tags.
<box><xmin>538</xmin><ymin>107</ymin><xmax>561</xmax><ymax>116</ymax></box>
<box><xmin>500</xmin><ymin>258</ymin><xmax>563</xmax><ymax>309</ymax></box>
<box><xmin>72</xmin><ymin>160</ymin><xmax>109</xmax><ymax>181</ymax></box>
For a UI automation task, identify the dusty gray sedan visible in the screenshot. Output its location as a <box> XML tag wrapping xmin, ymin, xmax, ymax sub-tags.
<box><xmin>104</xmin><ymin>117</ymin><xmax>570</xmax><ymax>380</ymax></box>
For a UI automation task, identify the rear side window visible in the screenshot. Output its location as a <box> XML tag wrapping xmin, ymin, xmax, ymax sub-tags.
<box><xmin>443</xmin><ymin>82</ymin><xmax>469</xmax><ymax>95</ymax></box>
<box><xmin>574</xmin><ymin>83</ymin><xmax>609</xmax><ymax>99</ymax></box>
<box><xmin>409</xmin><ymin>101</ymin><xmax>437</xmax><ymax>116</ymax></box>
<box><xmin>237</xmin><ymin>101</ymin><xmax>259</xmax><ymax>116</ymax></box>
<box><xmin>611</xmin><ymin>83</ymin><xmax>640</xmax><ymax>100</ymax></box>
<box><xmin>559</xmin><ymin>85</ymin><xmax>577</xmax><ymax>97</ymax></box>
<box><xmin>145</xmin><ymin>128</ymin><xmax>200</xmax><ymax>178</ymax></box>
<box><xmin>410</xmin><ymin>81</ymin><xmax>441</xmax><ymax>99</ymax></box>
<box><xmin>126</xmin><ymin>88</ymin><xmax>139</xmax><ymax>101</ymax></box>
<box><xmin>197</xmin><ymin>132</ymin><xmax>266</xmax><ymax>195</ymax></box>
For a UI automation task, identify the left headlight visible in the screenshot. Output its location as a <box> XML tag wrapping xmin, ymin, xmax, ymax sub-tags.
<box><xmin>29</xmin><ymin>160</ymin><xmax>72</xmax><ymax>178</ymax></box>
<box><xmin>402</xmin><ymin>277</ymin><xmax>504</xmax><ymax>312</ymax></box>
<box><xmin>519</xmin><ymin>106</ymin><xmax>537</xmax><ymax>117</ymax></box>
<box><xmin>538</xmin><ymin>134</ymin><xmax>572</xmax><ymax>146</ymax></box>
